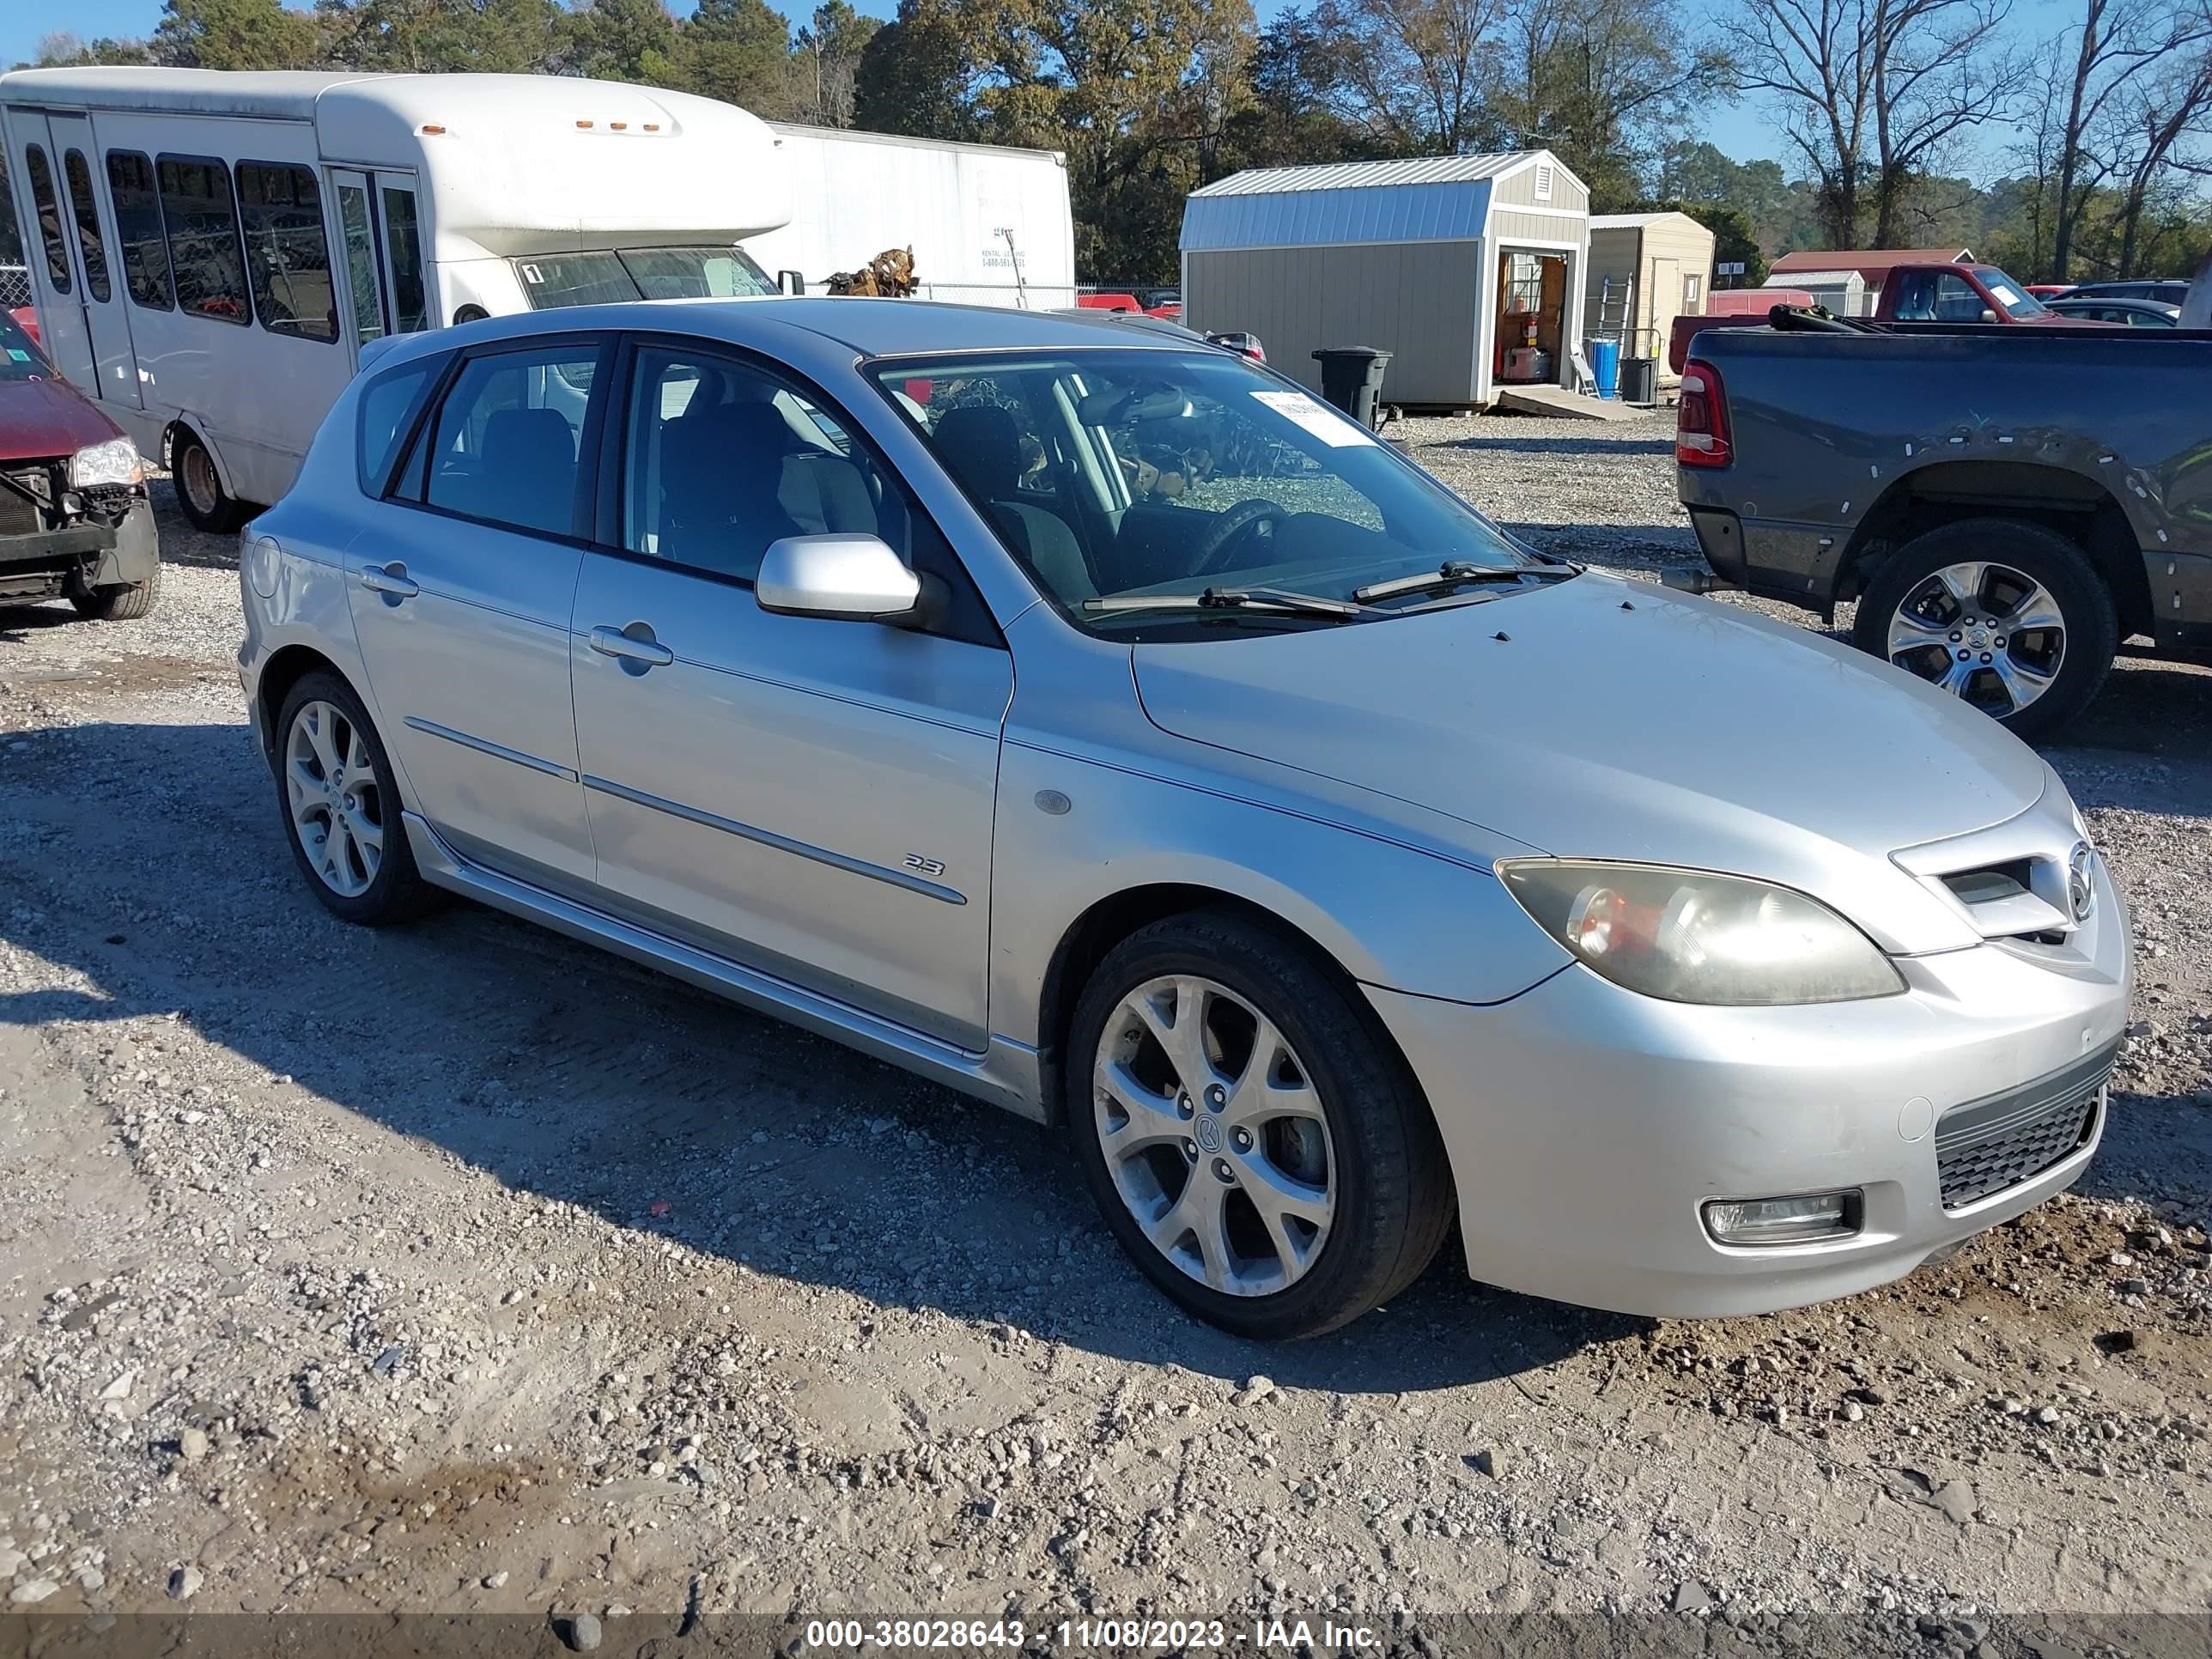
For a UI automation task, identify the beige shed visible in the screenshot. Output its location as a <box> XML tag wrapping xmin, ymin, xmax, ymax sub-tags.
<box><xmin>1583</xmin><ymin>211</ymin><xmax>1717</xmax><ymax>386</ymax></box>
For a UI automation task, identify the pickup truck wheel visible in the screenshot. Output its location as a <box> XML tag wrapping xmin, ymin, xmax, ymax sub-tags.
<box><xmin>1066</xmin><ymin>910</ymin><xmax>1453</xmax><ymax>1340</ymax></box>
<box><xmin>274</xmin><ymin>672</ymin><xmax>439</xmax><ymax>925</ymax></box>
<box><xmin>70</xmin><ymin>562</ymin><xmax>161</xmax><ymax>621</ymax></box>
<box><xmin>1854</xmin><ymin>520</ymin><xmax>2117</xmax><ymax>738</ymax></box>
<box><xmin>171</xmin><ymin>428</ymin><xmax>248</xmax><ymax>534</ymax></box>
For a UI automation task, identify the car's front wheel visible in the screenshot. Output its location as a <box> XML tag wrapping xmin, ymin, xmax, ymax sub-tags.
<box><xmin>1066</xmin><ymin>910</ymin><xmax>1453</xmax><ymax>1340</ymax></box>
<box><xmin>1853</xmin><ymin>519</ymin><xmax>2118</xmax><ymax>738</ymax></box>
<box><xmin>273</xmin><ymin>672</ymin><xmax>437</xmax><ymax>925</ymax></box>
<box><xmin>70</xmin><ymin>561</ymin><xmax>161</xmax><ymax>621</ymax></box>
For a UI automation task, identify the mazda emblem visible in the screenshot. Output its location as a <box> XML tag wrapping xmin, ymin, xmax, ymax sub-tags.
<box><xmin>2068</xmin><ymin>842</ymin><xmax>2096</xmax><ymax>922</ymax></box>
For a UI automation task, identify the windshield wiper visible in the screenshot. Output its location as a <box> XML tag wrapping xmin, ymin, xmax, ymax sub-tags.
<box><xmin>1352</xmin><ymin>561</ymin><xmax>1575</xmax><ymax>603</ymax></box>
<box><xmin>1083</xmin><ymin>586</ymin><xmax>1373</xmax><ymax>621</ymax></box>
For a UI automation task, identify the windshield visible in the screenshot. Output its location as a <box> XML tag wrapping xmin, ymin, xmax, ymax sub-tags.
<box><xmin>0</xmin><ymin>309</ymin><xmax>52</xmax><ymax>382</ymax></box>
<box><xmin>514</xmin><ymin>245</ymin><xmax>778</xmax><ymax>310</ymax></box>
<box><xmin>869</xmin><ymin>349</ymin><xmax>1549</xmax><ymax>636</ymax></box>
<box><xmin>1975</xmin><ymin>269</ymin><xmax>2047</xmax><ymax>319</ymax></box>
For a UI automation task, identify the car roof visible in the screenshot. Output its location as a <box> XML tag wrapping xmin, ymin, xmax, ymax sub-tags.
<box><xmin>398</xmin><ymin>298</ymin><xmax>1200</xmax><ymax>363</ymax></box>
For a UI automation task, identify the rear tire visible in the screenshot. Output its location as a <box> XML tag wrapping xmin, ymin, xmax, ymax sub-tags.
<box><xmin>70</xmin><ymin>560</ymin><xmax>161</xmax><ymax>621</ymax></box>
<box><xmin>273</xmin><ymin>671</ymin><xmax>440</xmax><ymax>926</ymax></box>
<box><xmin>171</xmin><ymin>428</ymin><xmax>248</xmax><ymax>534</ymax></box>
<box><xmin>1066</xmin><ymin>909</ymin><xmax>1453</xmax><ymax>1340</ymax></box>
<box><xmin>1853</xmin><ymin>518</ymin><xmax>2117</xmax><ymax>739</ymax></box>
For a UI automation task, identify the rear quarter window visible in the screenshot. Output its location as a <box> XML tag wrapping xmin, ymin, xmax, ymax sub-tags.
<box><xmin>357</xmin><ymin>358</ymin><xmax>441</xmax><ymax>496</ymax></box>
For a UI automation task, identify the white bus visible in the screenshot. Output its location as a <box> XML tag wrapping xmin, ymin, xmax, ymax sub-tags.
<box><xmin>0</xmin><ymin>68</ymin><xmax>792</xmax><ymax>528</ymax></box>
<box><xmin>746</xmin><ymin>124</ymin><xmax>1075</xmax><ymax>311</ymax></box>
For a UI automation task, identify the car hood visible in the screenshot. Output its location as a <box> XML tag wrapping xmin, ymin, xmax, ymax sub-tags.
<box><xmin>0</xmin><ymin>374</ymin><xmax>125</xmax><ymax>462</ymax></box>
<box><xmin>1130</xmin><ymin>572</ymin><xmax>2052</xmax><ymax>954</ymax></box>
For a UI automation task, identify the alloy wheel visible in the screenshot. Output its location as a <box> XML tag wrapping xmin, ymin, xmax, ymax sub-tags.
<box><xmin>1885</xmin><ymin>559</ymin><xmax>2067</xmax><ymax>719</ymax></box>
<box><xmin>286</xmin><ymin>700</ymin><xmax>385</xmax><ymax>898</ymax></box>
<box><xmin>1091</xmin><ymin>974</ymin><xmax>1335</xmax><ymax>1297</ymax></box>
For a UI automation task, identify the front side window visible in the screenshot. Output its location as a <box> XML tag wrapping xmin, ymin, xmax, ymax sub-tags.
<box><xmin>516</xmin><ymin>246</ymin><xmax>777</xmax><ymax>310</ymax></box>
<box><xmin>106</xmin><ymin>152</ymin><xmax>173</xmax><ymax>309</ymax></box>
<box><xmin>420</xmin><ymin>344</ymin><xmax>601</xmax><ymax>538</ymax></box>
<box><xmin>236</xmin><ymin>161</ymin><xmax>337</xmax><ymax>343</ymax></box>
<box><xmin>870</xmin><ymin>348</ymin><xmax>1547</xmax><ymax>639</ymax></box>
<box><xmin>621</xmin><ymin>344</ymin><xmax>892</xmax><ymax>583</ymax></box>
<box><xmin>62</xmin><ymin>151</ymin><xmax>110</xmax><ymax>303</ymax></box>
<box><xmin>156</xmin><ymin>155</ymin><xmax>251</xmax><ymax>325</ymax></box>
<box><xmin>25</xmin><ymin>145</ymin><xmax>70</xmax><ymax>295</ymax></box>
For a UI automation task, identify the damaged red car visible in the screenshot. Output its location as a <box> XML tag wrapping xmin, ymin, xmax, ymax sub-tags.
<box><xmin>0</xmin><ymin>306</ymin><xmax>161</xmax><ymax>620</ymax></box>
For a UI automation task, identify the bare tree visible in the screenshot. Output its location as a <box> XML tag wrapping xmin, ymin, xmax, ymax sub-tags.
<box><xmin>1733</xmin><ymin>0</ymin><xmax>1874</xmax><ymax>242</ymax></box>
<box><xmin>1865</xmin><ymin>0</ymin><xmax>2025</xmax><ymax>244</ymax></box>
<box><xmin>1312</xmin><ymin>0</ymin><xmax>1509</xmax><ymax>152</ymax></box>
<box><xmin>2111</xmin><ymin>28</ymin><xmax>2212</xmax><ymax>272</ymax></box>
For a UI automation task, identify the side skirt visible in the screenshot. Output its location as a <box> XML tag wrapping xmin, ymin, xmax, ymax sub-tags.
<box><xmin>402</xmin><ymin>811</ymin><xmax>1047</xmax><ymax>1123</ymax></box>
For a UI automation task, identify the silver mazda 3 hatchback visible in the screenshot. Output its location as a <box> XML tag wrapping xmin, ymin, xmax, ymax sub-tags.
<box><xmin>239</xmin><ymin>301</ymin><xmax>2131</xmax><ymax>1340</ymax></box>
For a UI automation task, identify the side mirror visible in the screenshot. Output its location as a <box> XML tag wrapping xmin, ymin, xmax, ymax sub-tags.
<box><xmin>778</xmin><ymin>269</ymin><xmax>806</xmax><ymax>296</ymax></box>
<box><xmin>756</xmin><ymin>533</ymin><xmax>921</xmax><ymax>622</ymax></box>
<box><xmin>1979</xmin><ymin>308</ymin><xmax>1997</xmax><ymax>324</ymax></box>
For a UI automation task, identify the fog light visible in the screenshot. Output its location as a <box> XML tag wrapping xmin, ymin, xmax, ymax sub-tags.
<box><xmin>1703</xmin><ymin>1190</ymin><xmax>1862</xmax><ymax>1246</ymax></box>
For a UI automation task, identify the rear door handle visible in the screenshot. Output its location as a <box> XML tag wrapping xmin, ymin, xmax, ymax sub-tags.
<box><xmin>360</xmin><ymin>563</ymin><xmax>420</xmax><ymax>599</ymax></box>
<box><xmin>589</xmin><ymin>623</ymin><xmax>675</xmax><ymax>668</ymax></box>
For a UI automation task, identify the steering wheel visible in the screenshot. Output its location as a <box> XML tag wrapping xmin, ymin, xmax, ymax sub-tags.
<box><xmin>1192</xmin><ymin>497</ymin><xmax>1290</xmax><ymax>576</ymax></box>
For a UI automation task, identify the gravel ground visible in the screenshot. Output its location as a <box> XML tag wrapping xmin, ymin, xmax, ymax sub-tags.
<box><xmin>2</xmin><ymin>426</ymin><xmax>2210</xmax><ymax>1655</ymax></box>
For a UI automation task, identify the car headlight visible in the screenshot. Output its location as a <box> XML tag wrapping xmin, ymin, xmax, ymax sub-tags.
<box><xmin>70</xmin><ymin>437</ymin><xmax>144</xmax><ymax>489</ymax></box>
<box><xmin>1498</xmin><ymin>860</ymin><xmax>1905</xmax><ymax>1006</ymax></box>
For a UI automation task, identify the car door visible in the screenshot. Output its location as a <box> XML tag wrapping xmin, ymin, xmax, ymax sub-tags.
<box><xmin>568</xmin><ymin>338</ymin><xmax>1012</xmax><ymax>1051</ymax></box>
<box><xmin>343</xmin><ymin>333</ymin><xmax>609</xmax><ymax>896</ymax></box>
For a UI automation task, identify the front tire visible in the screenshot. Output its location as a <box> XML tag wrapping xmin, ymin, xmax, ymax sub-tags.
<box><xmin>1066</xmin><ymin>910</ymin><xmax>1452</xmax><ymax>1340</ymax></box>
<box><xmin>1853</xmin><ymin>519</ymin><xmax>2118</xmax><ymax>738</ymax></box>
<box><xmin>70</xmin><ymin>561</ymin><xmax>161</xmax><ymax>621</ymax></box>
<box><xmin>273</xmin><ymin>672</ymin><xmax>438</xmax><ymax>925</ymax></box>
<box><xmin>171</xmin><ymin>428</ymin><xmax>248</xmax><ymax>534</ymax></box>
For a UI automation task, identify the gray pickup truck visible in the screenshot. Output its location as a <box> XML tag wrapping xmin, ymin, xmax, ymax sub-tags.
<box><xmin>1674</xmin><ymin>321</ymin><xmax>2211</xmax><ymax>736</ymax></box>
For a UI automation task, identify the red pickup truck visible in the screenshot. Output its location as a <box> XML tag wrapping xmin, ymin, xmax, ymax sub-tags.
<box><xmin>1668</xmin><ymin>264</ymin><xmax>2100</xmax><ymax>370</ymax></box>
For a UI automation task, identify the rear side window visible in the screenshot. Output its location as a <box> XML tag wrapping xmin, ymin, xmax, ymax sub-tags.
<box><xmin>157</xmin><ymin>155</ymin><xmax>252</xmax><ymax>325</ymax></box>
<box><xmin>357</xmin><ymin>358</ymin><xmax>441</xmax><ymax>496</ymax></box>
<box><xmin>420</xmin><ymin>343</ymin><xmax>603</xmax><ymax>538</ymax></box>
<box><xmin>62</xmin><ymin>150</ymin><xmax>110</xmax><ymax>303</ymax></box>
<box><xmin>236</xmin><ymin>161</ymin><xmax>337</xmax><ymax>343</ymax></box>
<box><xmin>25</xmin><ymin>145</ymin><xmax>71</xmax><ymax>295</ymax></box>
<box><xmin>106</xmin><ymin>152</ymin><xmax>173</xmax><ymax>309</ymax></box>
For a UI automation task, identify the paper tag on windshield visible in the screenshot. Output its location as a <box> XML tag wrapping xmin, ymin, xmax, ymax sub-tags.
<box><xmin>5</xmin><ymin>349</ymin><xmax>27</xmax><ymax>362</ymax></box>
<box><xmin>1989</xmin><ymin>283</ymin><xmax>2023</xmax><ymax>307</ymax></box>
<box><xmin>1250</xmin><ymin>389</ymin><xmax>1374</xmax><ymax>447</ymax></box>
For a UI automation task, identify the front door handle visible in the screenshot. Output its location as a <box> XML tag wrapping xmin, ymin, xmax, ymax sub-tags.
<box><xmin>589</xmin><ymin>623</ymin><xmax>675</xmax><ymax>669</ymax></box>
<box><xmin>360</xmin><ymin>562</ymin><xmax>420</xmax><ymax>599</ymax></box>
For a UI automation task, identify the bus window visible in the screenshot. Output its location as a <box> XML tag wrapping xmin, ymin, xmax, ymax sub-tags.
<box><xmin>236</xmin><ymin>161</ymin><xmax>337</xmax><ymax>343</ymax></box>
<box><xmin>156</xmin><ymin>155</ymin><xmax>252</xmax><ymax>325</ymax></box>
<box><xmin>380</xmin><ymin>184</ymin><xmax>427</xmax><ymax>333</ymax></box>
<box><xmin>333</xmin><ymin>179</ymin><xmax>386</xmax><ymax>347</ymax></box>
<box><xmin>62</xmin><ymin>150</ymin><xmax>110</xmax><ymax>303</ymax></box>
<box><xmin>106</xmin><ymin>152</ymin><xmax>173</xmax><ymax>309</ymax></box>
<box><xmin>25</xmin><ymin>146</ymin><xmax>71</xmax><ymax>295</ymax></box>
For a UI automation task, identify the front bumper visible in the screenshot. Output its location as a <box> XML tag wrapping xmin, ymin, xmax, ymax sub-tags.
<box><xmin>1368</xmin><ymin>858</ymin><xmax>2130</xmax><ymax>1318</ymax></box>
<box><xmin>0</xmin><ymin>496</ymin><xmax>158</xmax><ymax>592</ymax></box>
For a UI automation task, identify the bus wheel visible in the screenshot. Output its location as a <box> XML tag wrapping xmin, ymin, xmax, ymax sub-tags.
<box><xmin>172</xmin><ymin>428</ymin><xmax>248</xmax><ymax>534</ymax></box>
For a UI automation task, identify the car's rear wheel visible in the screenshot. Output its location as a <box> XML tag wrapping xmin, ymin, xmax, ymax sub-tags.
<box><xmin>273</xmin><ymin>672</ymin><xmax>437</xmax><ymax>925</ymax></box>
<box><xmin>171</xmin><ymin>428</ymin><xmax>248</xmax><ymax>534</ymax></box>
<box><xmin>1066</xmin><ymin>910</ymin><xmax>1452</xmax><ymax>1340</ymax></box>
<box><xmin>70</xmin><ymin>560</ymin><xmax>161</xmax><ymax>621</ymax></box>
<box><xmin>1853</xmin><ymin>519</ymin><xmax>2117</xmax><ymax>738</ymax></box>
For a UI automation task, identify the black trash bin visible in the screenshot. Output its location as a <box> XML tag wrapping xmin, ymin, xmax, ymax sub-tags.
<box><xmin>1312</xmin><ymin>347</ymin><xmax>1394</xmax><ymax>429</ymax></box>
<box><xmin>1619</xmin><ymin>356</ymin><xmax>1658</xmax><ymax>405</ymax></box>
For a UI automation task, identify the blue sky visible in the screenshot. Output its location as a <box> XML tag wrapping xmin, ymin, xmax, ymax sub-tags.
<box><xmin>3</xmin><ymin>0</ymin><xmax>2077</xmax><ymax>173</ymax></box>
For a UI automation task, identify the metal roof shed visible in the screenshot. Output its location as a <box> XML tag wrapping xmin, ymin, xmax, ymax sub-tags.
<box><xmin>1584</xmin><ymin>210</ymin><xmax>1716</xmax><ymax>386</ymax></box>
<box><xmin>1178</xmin><ymin>150</ymin><xmax>1590</xmax><ymax>409</ymax></box>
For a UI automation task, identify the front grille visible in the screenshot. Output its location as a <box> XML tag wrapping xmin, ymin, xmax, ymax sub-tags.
<box><xmin>0</xmin><ymin>461</ymin><xmax>58</xmax><ymax>538</ymax></box>
<box><xmin>1935</xmin><ymin>1041</ymin><xmax>2116</xmax><ymax>1210</ymax></box>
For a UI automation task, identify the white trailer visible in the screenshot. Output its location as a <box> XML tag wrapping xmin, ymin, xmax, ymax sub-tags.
<box><xmin>747</xmin><ymin>124</ymin><xmax>1075</xmax><ymax>310</ymax></box>
<box><xmin>0</xmin><ymin>67</ymin><xmax>791</xmax><ymax>526</ymax></box>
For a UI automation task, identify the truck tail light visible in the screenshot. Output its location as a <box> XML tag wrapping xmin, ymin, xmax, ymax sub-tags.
<box><xmin>1676</xmin><ymin>358</ymin><xmax>1732</xmax><ymax>468</ymax></box>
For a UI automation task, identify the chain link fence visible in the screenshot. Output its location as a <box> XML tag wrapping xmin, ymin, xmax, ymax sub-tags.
<box><xmin>0</xmin><ymin>264</ymin><xmax>31</xmax><ymax>309</ymax></box>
